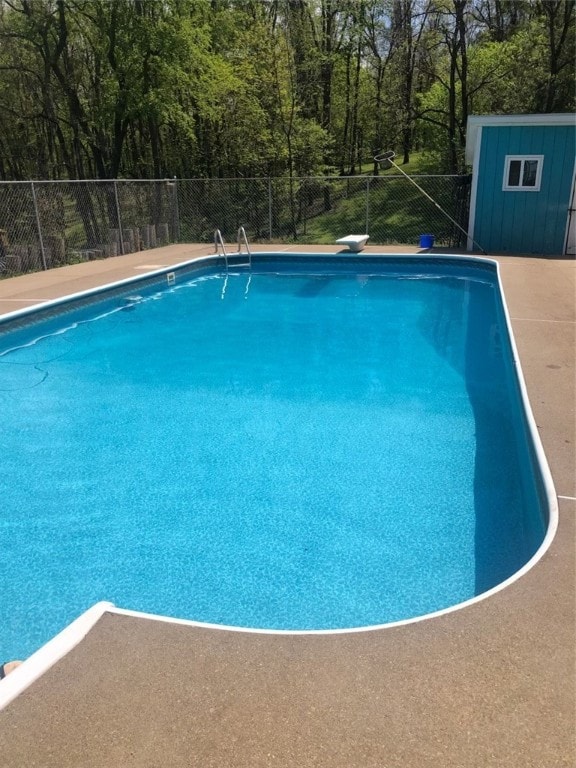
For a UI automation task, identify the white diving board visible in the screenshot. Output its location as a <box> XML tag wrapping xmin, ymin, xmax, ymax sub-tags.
<box><xmin>335</xmin><ymin>234</ymin><xmax>369</xmax><ymax>252</ymax></box>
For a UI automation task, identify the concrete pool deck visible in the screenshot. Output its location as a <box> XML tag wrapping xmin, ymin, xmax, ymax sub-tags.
<box><xmin>0</xmin><ymin>245</ymin><xmax>574</xmax><ymax>767</ymax></box>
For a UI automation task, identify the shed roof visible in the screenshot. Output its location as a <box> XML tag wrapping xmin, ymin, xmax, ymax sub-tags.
<box><xmin>465</xmin><ymin>113</ymin><xmax>576</xmax><ymax>165</ymax></box>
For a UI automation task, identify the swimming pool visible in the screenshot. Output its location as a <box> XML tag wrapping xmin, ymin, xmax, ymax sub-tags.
<box><xmin>0</xmin><ymin>255</ymin><xmax>553</xmax><ymax>659</ymax></box>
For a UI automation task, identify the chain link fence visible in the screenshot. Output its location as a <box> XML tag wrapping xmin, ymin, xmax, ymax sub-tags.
<box><xmin>0</xmin><ymin>175</ymin><xmax>470</xmax><ymax>277</ymax></box>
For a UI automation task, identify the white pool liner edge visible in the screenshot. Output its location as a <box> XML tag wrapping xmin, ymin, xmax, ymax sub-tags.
<box><xmin>0</xmin><ymin>253</ymin><xmax>559</xmax><ymax>708</ymax></box>
<box><xmin>0</xmin><ymin>253</ymin><xmax>218</xmax><ymax>325</ymax></box>
<box><xmin>0</xmin><ymin>601</ymin><xmax>114</xmax><ymax>711</ymax></box>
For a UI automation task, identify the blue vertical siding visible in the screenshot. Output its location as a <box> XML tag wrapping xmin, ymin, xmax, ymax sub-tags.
<box><xmin>473</xmin><ymin>124</ymin><xmax>576</xmax><ymax>254</ymax></box>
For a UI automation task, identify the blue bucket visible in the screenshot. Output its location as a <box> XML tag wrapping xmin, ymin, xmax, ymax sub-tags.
<box><xmin>419</xmin><ymin>234</ymin><xmax>435</xmax><ymax>249</ymax></box>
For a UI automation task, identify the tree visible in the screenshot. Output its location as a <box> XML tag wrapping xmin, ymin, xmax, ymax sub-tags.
<box><xmin>0</xmin><ymin>0</ymin><xmax>573</xmax><ymax>182</ymax></box>
<box><xmin>415</xmin><ymin>0</ymin><xmax>474</xmax><ymax>172</ymax></box>
<box><xmin>537</xmin><ymin>0</ymin><xmax>575</xmax><ymax>112</ymax></box>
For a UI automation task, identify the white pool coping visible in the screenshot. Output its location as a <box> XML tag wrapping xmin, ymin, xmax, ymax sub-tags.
<box><xmin>0</xmin><ymin>602</ymin><xmax>115</xmax><ymax>710</ymax></box>
<box><xmin>0</xmin><ymin>252</ymin><xmax>559</xmax><ymax>712</ymax></box>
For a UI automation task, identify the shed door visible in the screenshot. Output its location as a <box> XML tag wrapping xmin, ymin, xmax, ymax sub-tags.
<box><xmin>566</xmin><ymin>171</ymin><xmax>576</xmax><ymax>255</ymax></box>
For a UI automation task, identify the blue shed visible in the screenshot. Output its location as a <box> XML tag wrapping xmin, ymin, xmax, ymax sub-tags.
<box><xmin>466</xmin><ymin>114</ymin><xmax>576</xmax><ymax>255</ymax></box>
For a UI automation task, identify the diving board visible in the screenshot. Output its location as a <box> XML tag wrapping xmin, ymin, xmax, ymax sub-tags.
<box><xmin>335</xmin><ymin>234</ymin><xmax>369</xmax><ymax>252</ymax></box>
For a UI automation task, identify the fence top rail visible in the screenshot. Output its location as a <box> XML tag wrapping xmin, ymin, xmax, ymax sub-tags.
<box><xmin>0</xmin><ymin>179</ymin><xmax>178</xmax><ymax>185</ymax></box>
<box><xmin>0</xmin><ymin>174</ymin><xmax>469</xmax><ymax>186</ymax></box>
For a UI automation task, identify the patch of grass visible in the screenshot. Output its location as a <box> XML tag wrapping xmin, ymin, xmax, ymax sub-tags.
<box><xmin>297</xmin><ymin>162</ymin><xmax>467</xmax><ymax>245</ymax></box>
<box><xmin>335</xmin><ymin>152</ymin><xmax>442</xmax><ymax>178</ymax></box>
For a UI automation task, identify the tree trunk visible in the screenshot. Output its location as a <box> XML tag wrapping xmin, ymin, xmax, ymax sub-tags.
<box><xmin>456</xmin><ymin>0</ymin><xmax>468</xmax><ymax>166</ymax></box>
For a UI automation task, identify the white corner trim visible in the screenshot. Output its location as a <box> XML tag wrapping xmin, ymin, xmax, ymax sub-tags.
<box><xmin>563</xmin><ymin>160</ymin><xmax>576</xmax><ymax>255</ymax></box>
<box><xmin>467</xmin><ymin>126</ymin><xmax>482</xmax><ymax>251</ymax></box>
<box><xmin>0</xmin><ymin>601</ymin><xmax>114</xmax><ymax>712</ymax></box>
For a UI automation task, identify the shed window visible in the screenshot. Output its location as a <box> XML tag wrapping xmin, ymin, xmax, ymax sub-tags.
<box><xmin>503</xmin><ymin>155</ymin><xmax>543</xmax><ymax>191</ymax></box>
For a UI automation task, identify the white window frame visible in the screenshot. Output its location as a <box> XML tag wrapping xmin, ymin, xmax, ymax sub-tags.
<box><xmin>502</xmin><ymin>155</ymin><xmax>544</xmax><ymax>191</ymax></box>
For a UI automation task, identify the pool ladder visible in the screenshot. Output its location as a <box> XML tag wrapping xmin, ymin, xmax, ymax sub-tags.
<box><xmin>214</xmin><ymin>226</ymin><xmax>252</xmax><ymax>271</ymax></box>
<box><xmin>215</xmin><ymin>227</ymin><xmax>252</xmax><ymax>299</ymax></box>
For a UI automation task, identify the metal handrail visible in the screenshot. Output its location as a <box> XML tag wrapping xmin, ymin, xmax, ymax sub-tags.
<box><xmin>214</xmin><ymin>228</ymin><xmax>228</xmax><ymax>269</ymax></box>
<box><xmin>237</xmin><ymin>226</ymin><xmax>252</xmax><ymax>268</ymax></box>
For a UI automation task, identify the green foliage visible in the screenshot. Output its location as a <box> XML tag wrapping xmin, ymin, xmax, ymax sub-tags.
<box><xmin>0</xmin><ymin>0</ymin><xmax>573</xmax><ymax>181</ymax></box>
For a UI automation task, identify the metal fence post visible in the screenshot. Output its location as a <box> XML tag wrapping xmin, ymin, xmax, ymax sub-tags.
<box><xmin>172</xmin><ymin>177</ymin><xmax>180</xmax><ymax>242</ymax></box>
<box><xmin>365</xmin><ymin>177</ymin><xmax>371</xmax><ymax>235</ymax></box>
<box><xmin>114</xmin><ymin>180</ymin><xmax>125</xmax><ymax>255</ymax></box>
<box><xmin>268</xmin><ymin>177</ymin><xmax>273</xmax><ymax>241</ymax></box>
<box><xmin>30</xmin><ymin>182</ymin><xmax>47</xmax><ymax>270</ymax></box>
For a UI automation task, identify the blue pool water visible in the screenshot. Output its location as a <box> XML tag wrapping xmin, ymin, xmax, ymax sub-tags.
<box><xmin>0</xmin><ymin>257</ymin><xmax>546</xmax><ymax>658</ymax></box>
